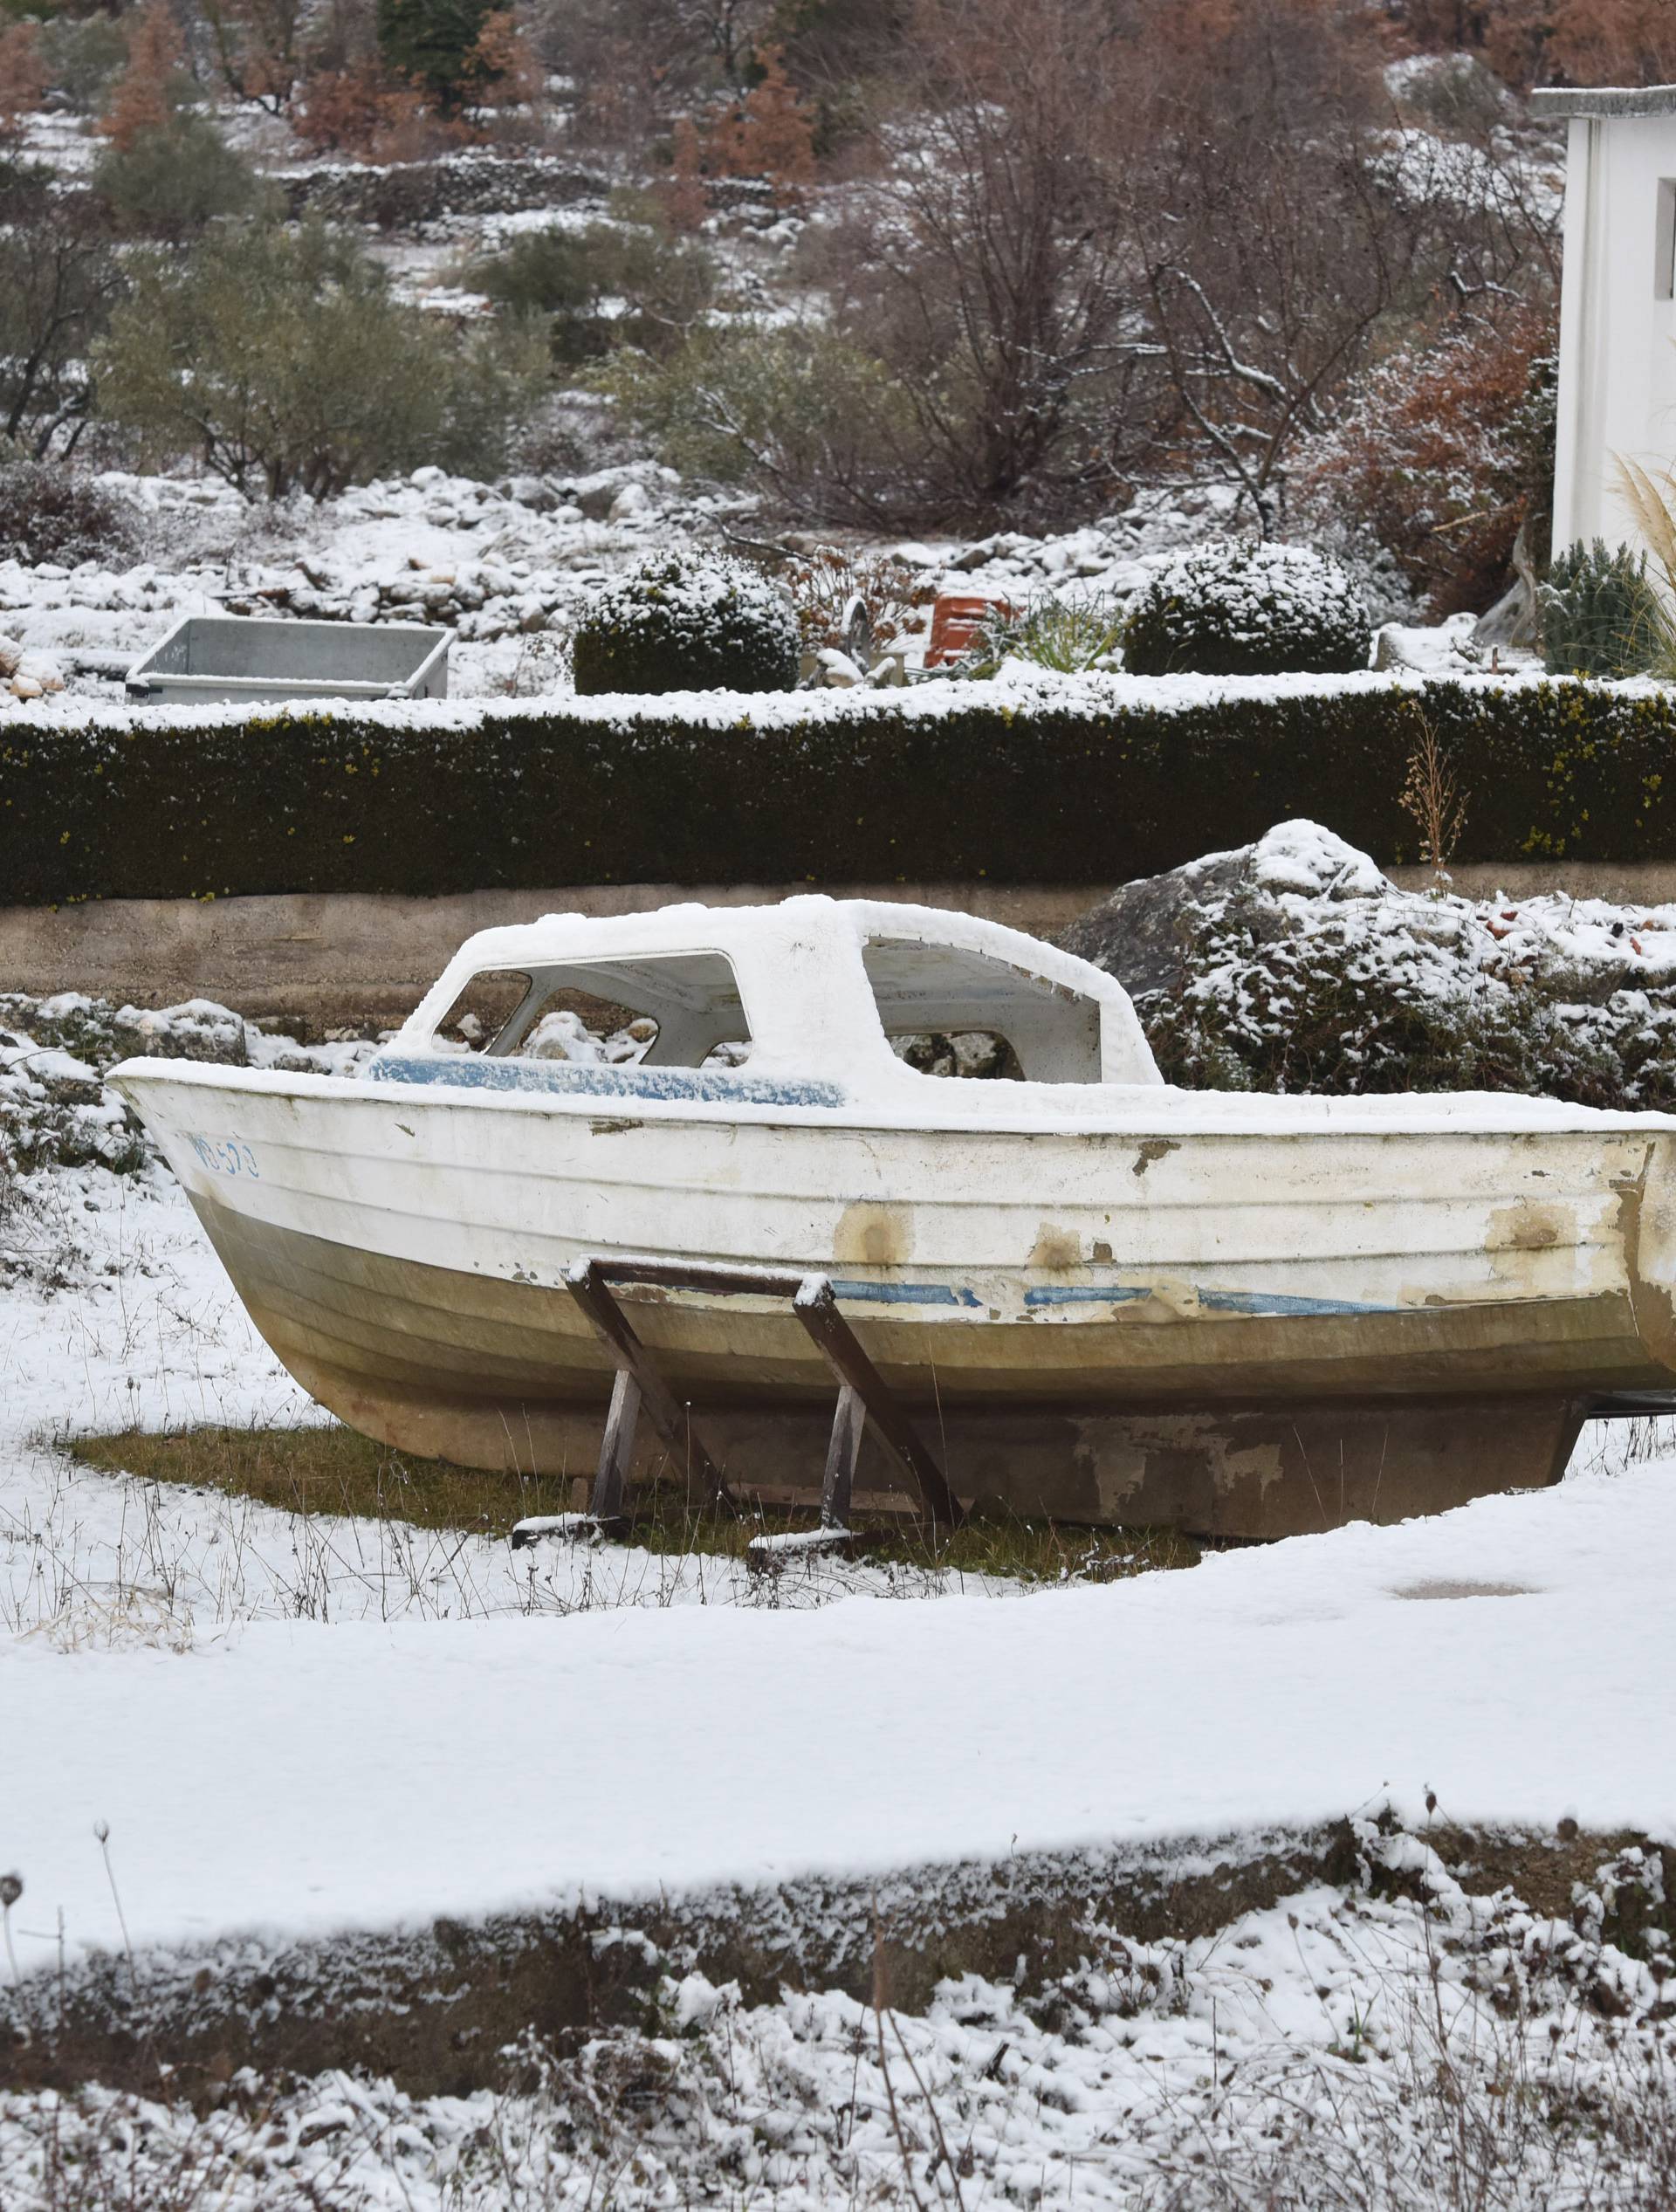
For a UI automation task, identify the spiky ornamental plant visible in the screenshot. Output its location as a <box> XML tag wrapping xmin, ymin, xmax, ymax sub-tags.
<box><xmin>571</xmin><ymin>551</ymin><xmax>800</xmax><ymax>696</ymax></box>
<box><xmin>1541</xmin><ymin>539</ymin><xmax>1668</xmax><ymax>679</ymax></box>
<box><xmin>956</xmin><ymin>591</ymin><xmax>1128</xmax><ymax>679</ymax></box>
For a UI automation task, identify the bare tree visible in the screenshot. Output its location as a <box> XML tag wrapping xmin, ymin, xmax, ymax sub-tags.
<box><xmin>1109</xmin><ymin>0</ymin><xmax>1438</xmax><ymax>535</ymax></box>
<box><xmin>0</xmin><ymin>181</ymin><xmax>122</xmax><ymax>457</ymax></box>
<box><xmin>815</xmin><ymin>0</ymin><xmax>1140</xmax><ymax>523</ymax></box>
<box><xmin>198</xmin><ymin>0</ymin><xmax>311</xmax><ymax>111</ymax></box>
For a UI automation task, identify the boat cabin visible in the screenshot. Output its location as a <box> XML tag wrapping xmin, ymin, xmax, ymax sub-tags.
<box><xmin>379</xmin><ymin>897</ymin><xmax>1161</xmax><ymax>1101</ymax></box>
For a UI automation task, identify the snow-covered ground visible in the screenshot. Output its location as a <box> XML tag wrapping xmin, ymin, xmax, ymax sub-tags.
<box><xmin>1</xmin><ymin>462</ymin><xmax>1490</xmax><ymax>708</ymax></box>
<box><xmin>4</xmin><ymin>1839</ymin><xmax>1674</xmax><ymax>2209</ymax></box>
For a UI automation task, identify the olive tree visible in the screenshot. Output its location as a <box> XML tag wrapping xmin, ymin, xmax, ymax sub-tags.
<box><xmin>93</xmin><ymin>219</ymin><xmax>547</xmax><ymax>498</ymax></box>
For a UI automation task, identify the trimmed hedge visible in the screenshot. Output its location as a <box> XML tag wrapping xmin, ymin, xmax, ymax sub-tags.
<box><xmin>3</xmin><ymin>677</ymin><xmax>1675</xmax><ymax>904</ymax></box>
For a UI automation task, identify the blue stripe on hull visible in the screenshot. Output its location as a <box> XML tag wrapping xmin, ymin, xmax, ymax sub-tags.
<box><xmin>367</xmin><ymin>1054</ymin><xmax>844</xmax><ymax>1109</ymax></box>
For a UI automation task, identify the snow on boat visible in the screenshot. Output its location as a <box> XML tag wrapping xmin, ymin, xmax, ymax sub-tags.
<box><xmin>109</xmin><ymin>897</ymin><xmax>1676</xmax><ymax>1538</ymax></box>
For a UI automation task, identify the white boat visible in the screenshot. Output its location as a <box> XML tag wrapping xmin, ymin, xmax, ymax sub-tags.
<box><xmin>109</xmin><ymin>897</ymin><xmax>1676</xmax><ymax>1538</ymax></box>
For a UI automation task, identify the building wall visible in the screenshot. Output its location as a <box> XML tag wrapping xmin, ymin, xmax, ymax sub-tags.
<box><xmin>1553</xmin><ymin>112</ymin><xmax>1676</xmax><ymax>556</ymax></box>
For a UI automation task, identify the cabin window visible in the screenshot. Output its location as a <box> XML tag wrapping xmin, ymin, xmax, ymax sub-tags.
<box><xmin>1659</xmin><ymin>180</ymin><xmax>1676</xmax><ymax>300</ymax></box>
<box><xmin>862</xmin><ymin>936</ymin><xmax>1102</xmax><ymax>1083</ymax></box>
<box><xmin>434</xmin><ymin>951</ymin><xmax>752</xmax><ymax>1068</ymax></box>
<box><xmin>434</xmin><ymin>970</ymin><xmax>532</xmax><ymax>1051</ymax></box>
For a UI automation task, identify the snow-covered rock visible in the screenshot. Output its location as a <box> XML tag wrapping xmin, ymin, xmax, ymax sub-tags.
<box><xmin>1065</xmin><ymin>821</ymin><xmax>1676</xmax><ymax>1106</ymax></box>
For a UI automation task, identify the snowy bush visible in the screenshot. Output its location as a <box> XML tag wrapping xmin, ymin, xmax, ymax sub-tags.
<box><xmin>571</xmin><ymin>551</ymin><xmax>800</xmax><ymax>696</ymax></box>
<box><xmin>1123</xmin><ymin>539</ymin><xmax>1372</xmax><ymax>677</ymax></box>
<box><xmin>0</xmin><ymin>457</ymin><xmax>135</xmax><ymax>569</ymax></box>
<box><xmin>17</xmin><ymin>677</ymin><xmax>1676</xmax><ymax>905</ymax></box>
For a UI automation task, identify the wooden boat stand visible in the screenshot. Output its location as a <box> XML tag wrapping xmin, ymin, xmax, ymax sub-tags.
<box><xmin>510</xmin><ymin>1255</ymin><xmax>963</xmax><ymax>1557</ymax></box>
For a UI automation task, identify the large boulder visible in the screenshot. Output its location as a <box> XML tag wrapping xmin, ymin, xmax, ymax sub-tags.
<box><xmin>1058</xmin><ymin>821</ymin><xmax>1389</xmax><ymax>998</ymax></box>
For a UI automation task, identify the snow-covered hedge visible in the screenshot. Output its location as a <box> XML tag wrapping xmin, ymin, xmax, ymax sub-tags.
<box><xmin>1123</xmin><ymin>539</ymin><xmax>1371</xmax><ymax>677</ymax></box>
<box><xmin>4</xmin><ymin>673</ymin><xmax>1675</xmax><ymax>903</ymax></box>
<box><xmin>572</xmin><ymin>553</ymin><xmax>800</xmax><ymax>695</ymax></box>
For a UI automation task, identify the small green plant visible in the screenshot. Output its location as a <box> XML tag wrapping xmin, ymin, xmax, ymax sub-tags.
<box><xmin>571</xmin><ymin>549</ymin><xmax>800</xmax><ymax>695</ymax></box>
<box><xmin>957</xmin><ymin>590</ymin><xmax>1127</xmax><ymax>678</ymax></box>
<box><xmin>1123</xmin><ymin>538</ymin><xmax>1371</xmax><ymax>677</ymax></box>
<box><xmin>1541</xmin><ymin>538</ymin><xmax>1668</xmax><ymax>679</ymax></box>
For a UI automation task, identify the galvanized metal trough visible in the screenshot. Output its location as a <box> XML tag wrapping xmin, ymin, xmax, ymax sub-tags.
<box><xmin>127</xmin><ymin>615</ymin><xmax>450</xmax><ymax>705</ymax></box>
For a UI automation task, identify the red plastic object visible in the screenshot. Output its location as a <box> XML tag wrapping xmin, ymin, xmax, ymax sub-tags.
<box><xmin>924</xmin><ymin>592</ymin><xmax>1016</xmax><ymax>668</ymax></box>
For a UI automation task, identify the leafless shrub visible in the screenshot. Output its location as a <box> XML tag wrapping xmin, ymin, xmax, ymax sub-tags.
<box><xmin>782</xmin><ymin>543</ymin><xmax>931</xmax><ymax>655</ymax></box>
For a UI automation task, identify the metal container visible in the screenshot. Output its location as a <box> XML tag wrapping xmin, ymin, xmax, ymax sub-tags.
<box><xmin>126</xmin><ymin>615</ymin><xmax>450</xmax><ymax>705</ymax></box>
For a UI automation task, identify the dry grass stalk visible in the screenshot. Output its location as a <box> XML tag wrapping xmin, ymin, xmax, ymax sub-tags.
<box><xmin>1614</xmin><ymin>452</ymin><xmax>1676</xmax><ymax>601</ymax></box>
<box><xmin>1400</xmin><ymin>711</ymin><xmax>1469</xmax><ymax>887</ymax></box>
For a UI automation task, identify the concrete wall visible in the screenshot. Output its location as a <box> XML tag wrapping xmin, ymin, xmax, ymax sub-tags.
<box><xmin>8</xmin><ymin>866</ymin><xmax>1676</xmax><ymax>1027</ymax></box>
<box><xmin>1553</xmin><ymin>109</ymin><xmax>1676</xmax><ymax>554</ymax></box>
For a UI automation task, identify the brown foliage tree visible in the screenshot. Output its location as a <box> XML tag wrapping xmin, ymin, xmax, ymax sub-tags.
<box><xmin>101</xmin><ymin>2</ymin><xmax>190</xmax><ymax>153</ymax></box>
<box><xmin>292</xmin><ymin>57</ymin><xmax>451</xmax><ymax>159</ymax></box>
<box><xmin>0</xmin><ymin>21</ymin><xmax>45</xmax><ymax>147</ymax></box>
<box><xmin>1297</xmin><ymin>305</ymin><xmax>1557</xmax><ymax>613</ymax></box>
<box><xmin>1390</xmin><ymin>0</ymin><xmax>1676</xmax><ymax>91</ymax></box>
<box><xmin>666</xmin><ymin>41</ymin><xmax>815</xmax><ymax>215</ymax></box>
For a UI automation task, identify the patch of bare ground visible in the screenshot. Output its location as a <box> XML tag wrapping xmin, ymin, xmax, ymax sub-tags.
<box><xmin>66</xmin><ymin>1424</ymin><xmax>1199</xmax><ymax>1583</ymax></box>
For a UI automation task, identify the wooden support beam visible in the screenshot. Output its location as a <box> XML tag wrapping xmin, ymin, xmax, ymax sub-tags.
<box><xmin>565</xmin><ymin>1260</ymin><xmax>738</xmax><ymax>1516</ymax></box>
<box><xmin>793</xmin><ymin>1276</ymin><xmax>964</xmax><ymax>1535</ymax></box>
<box><xmin>820</xmin><ymin>1383</ymin><xmax>866</xmax><ymax>1530</ymax></box>
<box><xmin>588</xmin><ymin>1367</ymin><xmax>641</xmax><ymax>1526</ymax></box>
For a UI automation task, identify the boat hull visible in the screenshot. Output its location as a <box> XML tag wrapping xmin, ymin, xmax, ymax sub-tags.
<box><xmin>115</xmin><ymin>1064</ymin><xmax>1676</xmax><ymax>1537</ymax></box>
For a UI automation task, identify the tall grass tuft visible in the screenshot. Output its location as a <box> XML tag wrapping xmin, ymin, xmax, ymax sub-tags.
<box><xmin>957</xmin><ymin>590</ymin><xmax>1128</xmax><ymax>678</ymax></box>
<box><xmin>1541</xmin><ymin>533</ymin><xmax>1669</xmax><ymax>679</ymax></box>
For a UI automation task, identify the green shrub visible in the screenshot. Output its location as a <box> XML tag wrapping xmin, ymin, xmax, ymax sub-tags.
<box><xmin>37</xmin><ymin>13</ymin><xmax>127</xmax><ymax>113</ymax></box>
<box><xmin>471</xmin><ymin>210</ymin><xmax>717</xmax><ymax>368</ymax></box>
<box><xmin>471</xmin><ymin>227</ymin><xmax>607</xmax><ymax>363</ymax></box>
<box><xmin>93</xmin><ymin>113</ymin><xmax>268</xmax><ymax>237</ymax></box>
<box><xmin>7</xmin><ymin>677</ymin><xmax>1676</xmax><ymax>906</ymax></box>
<box><xmin>1124</xmin><ymin>538</ymin><xmax>1372</xmax><ymax>677</ymax></box>
<box><xmin>600</xmin><ymin>322</ymin><xmax>916</xmax><ymax>525</ymax></box>
<box><xmin>1542</xmin><ymin>539</ymin><xmax>1667</xmax><ymax>679</ymax></box>
<box><xmin>571</xmin><ymin>551</ymin><xmax>800</xmax><ymax>696</ymax></box>
<box><xmin>93</xmin><ymin>218</ymin><xmax>547</xmax><ymax>497</ymax></box>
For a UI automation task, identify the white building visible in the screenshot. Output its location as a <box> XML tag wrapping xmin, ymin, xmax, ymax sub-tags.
<box><xmin>1536</xmin><ymin>85</ymin><xmax>1676</xmax><ymax>558</ymax></box>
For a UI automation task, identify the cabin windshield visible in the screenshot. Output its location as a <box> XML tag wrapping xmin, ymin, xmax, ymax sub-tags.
<box><xmin>862</xmin><ymin>936</ymin><xmax>1102</xmax><ymax>1083</ymax></box>
<box><xmin>434</xmin><ymin>951</ymin><xmax>752</xmax><ymax>1069</ymax></box>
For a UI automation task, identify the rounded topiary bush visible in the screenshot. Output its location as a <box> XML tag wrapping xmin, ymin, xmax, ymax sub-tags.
<box><xmin>1123</xmin><ymin>538</ymin><xmax>1372</xmax><ymax>677</ymax></box>
<box><xmin>572</xmin><ymin>551</ymin><xmax>800</xmax><ymax>695</ymax></box>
